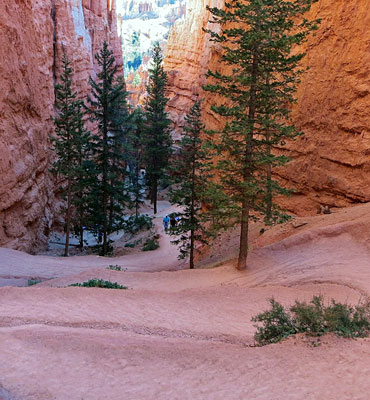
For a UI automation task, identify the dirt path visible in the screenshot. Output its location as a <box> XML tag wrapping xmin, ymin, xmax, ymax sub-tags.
<box><xmin>0</xmin><ymin>201</ymin><xmax>184</xmax><ymax>286</ymax></box>
<box><xmin>0</xmin><ymin>203</ymin><xmax>369</xmax><ymax>399</ymax></box>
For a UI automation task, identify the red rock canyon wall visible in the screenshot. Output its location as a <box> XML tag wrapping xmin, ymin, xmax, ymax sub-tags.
<box><xmin>0</xmin><ymin>0</ymin><xmax>122</xmax><ymax>252</ymax></box>
<box><xmin>165</xmin><ymin>0</ymin><xmax>370</xmax><ymax>214</ymax></box>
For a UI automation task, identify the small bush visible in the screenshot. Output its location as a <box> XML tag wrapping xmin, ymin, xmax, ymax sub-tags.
<box><xmin>142</xmin><ymin>237</ymin><xmax>159</xmax><ymax>252</ymax></box>
<box><xmin>106</xmin><ymin>265</ymin><xmax>123</xmax><ymax>271</ymax></box>
<box><xmin>90</xmin><ymin>240</ymin><xmax>114</xmax><ymax>256</ymax></box>
<box><xmin>252</xmin><ymin>298</ymin><xmax>297</xmax><ymax>345</ymax></box>
<box><xmin>324</xmin><ymin>300</ymin><xmax>370</xmax><ymax>338</ymax></box>
<box><xmin>28</xmin><ymin>279</ymin><xmax>42</xmax><ymax>286</ymax></box>
<box><xmin>124</xmin><ymin>243</ymin><xmax>135</xmax><ymax>248</ymax></box>
<box><xmin>252</xmin><ymin>296</ymin><xmax>370</xmax><ymax>345</ymax></box>
<box><xmin>69</xmin><ymin>279</ymin><xmax>127</xmax><ymax>289</ymax></box>
<box><xmin>291</xmin><ymin>296</ymin><xmax>326</xmax><ymax>335</ymax></box>
<box><xmin>124</xmin><ymin>215</ymin><xmax>153</xmax><ymax>234</ymax></box>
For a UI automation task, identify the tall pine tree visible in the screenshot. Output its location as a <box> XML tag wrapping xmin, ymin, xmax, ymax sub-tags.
<box><xmin>128</xmin><ymin>108</ymin><xmax>146</xmax><ymax>218</ymax></box>
<box><xmin>51</xmin><ymin>49</ymin><xmax>91</xmax><ymax>257</ymax></box>
<box><xmin>204</xmin><ymin>0</ymin><xmax>319</xmax><ymax>270</ymax></box>
<box><xmin>169</xmin><ymin>100</ymin><xmax>212</xmax><ymax>269</ymax></box>
<box><xmin>143</xmin><ymin>43</ymin><xmax>172</xmax><ymax>214</ymax></box>
<box><xmin>86</xmin><ymin>41</ymin><xmax>131</xmax><ymax>256</ymax></box>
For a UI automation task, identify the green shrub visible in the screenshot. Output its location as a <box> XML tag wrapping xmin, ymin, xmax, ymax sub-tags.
<box><xmin>90</xmin><ymin>240</ymin><xmax>114</xmax><ymax>256</ymax></box>
<box><xmin>142</xmin><ymin>237</ymin><xmax>159</xmax><ymax>252</ymax></box>
<box><xmin>251</xmin><ymin>298</ymin><xmax>297</xmax><ymax>345</ymax></box>
<box><xmin>28</xmin><ymin>279</ymin><xmax>42</xmax><ymax>286</ymax></box>
<box><xmin>124</xmin><ymin>215</ymin><xmax>153</xmax><ymax>234</ymax></box>
<box><xmin>124</xmin><ymin>243</ymin><xmax>135</xmax><ymax>248</ymax></box>
<box><xmin>324</xmin><ymin>300</ymin><xmax>370</xmax><ymax>338</ymax></box>
<box><xmin>106</xmin><ymin>265</ymin><xmax>123</xmax><ymax>271</ymax></box>
<box><xmin>291</xmin><ymin>296</ymin><xmax>326</xmax><ymax>335</ymax></box>
<box><xmin>69</xmin><ymin>279</ymin><xmax>127</xmax><ymax>289</ymax></box>
<box><xmin>252</xmin><ymin>297</ymin><xmax>370</xmax><ymax>345</ymax></box>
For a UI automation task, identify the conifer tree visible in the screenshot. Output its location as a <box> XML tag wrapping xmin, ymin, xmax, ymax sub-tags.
<box><xmin>169</xmin><ymin>100</ymin><xmax>212</xmax><ymax>269</ymax></box>
<box><xmin>143</xmin><ymin>43</ymin><xmax>172</xmax><ymax>214</ymax></box>
<box><xmin>86</xmin><ymin>41</ymin><xmax>131</xmax><ymax>256</ymax></box>
<box><xmin>204</xmin><ymin>0</ymin><xmax>319</xmax><ymax>270</ymax></box>
<box><xmin>129</xmin><ymin>108</ymin><xmax>146</xmax><ymax>217</ymax></box>
<box><xmin>51</xmin><ymin>50</ymin><xmax>91</xmax><ymax>257</ymax></box>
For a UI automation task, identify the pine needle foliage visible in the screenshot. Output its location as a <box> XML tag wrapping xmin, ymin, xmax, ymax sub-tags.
<box><xmin>143</xmin><ymin>43</ymin><xmax>172</xmax><ymax>214</ymax></box>
<box><xmin>169</xmin><ymin>100</ymin><xmax>213</xmax><ymax>269</ymax></box>
<box><xmin>128</xmin><ymin>108</ymin><xmax>146</xmax><ymax>217</ymax></box>
<box><xmin>51</xmin><ymin>49</ymin><xmax>92</xmax><ymax>257</ymax></box>
<box><xmin>204</xmin><ymin>0</ymin><xmax>320</xmax><ymax>270</ymax></box>
<box><xmin>86</xmin><ymin>41</ymin><xmax>132</xmax><ymax>256</ymax></box>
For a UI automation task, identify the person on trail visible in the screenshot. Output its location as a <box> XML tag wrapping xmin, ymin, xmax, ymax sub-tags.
<box><xmin>163</xmin><ymin>215</ymin><xmax>170</xmax><ymax>231</ymax></box>
<box><xmin>170</xmin><ymin>216</ymin><xmax>176</xmax><ymax>229</ymax></box>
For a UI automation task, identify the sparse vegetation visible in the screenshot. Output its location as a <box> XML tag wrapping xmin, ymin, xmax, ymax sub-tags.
<box><xmin>69</xmin><ymin>279</ymin><xmax>127</xmax><ymax>289</ymax></box>
<box><xmin>123</xmin><ymin>215</ymin><xmax>153</xmax><ymax>234</ymax></box>
<box><xmin>142</xmin><ymin>237</ymin><xmax>160</xmax><ymax>251</ymax></box>
<box><xmin>124</xmin><ymin>239</ymin><xmax>142</xmax><ymax>248</ymax></box>
<box><xmin>27</xmin><ymin>279</ymin><xmax>42</xmax><ymax>286</ymax></box>
<box><xmin>252</xmin><ymin>296</ymin><xmax>370</xmax><ymax>346</ymax></box>
<box><xmin>106</xmin><ymin>265</ymin><xmax>124</xmax><ymax>271</ymax></box>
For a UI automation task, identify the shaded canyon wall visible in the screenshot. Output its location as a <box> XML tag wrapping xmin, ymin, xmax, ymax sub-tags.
<box><xmin>0</xmin><ymin>0</ymin><xmax>122</xmax><ymax>252</ymax></box>
<box><xmin>164</xmin><ymin>0</ymin><xmax>370</xmax><ymax>214</ymax></box>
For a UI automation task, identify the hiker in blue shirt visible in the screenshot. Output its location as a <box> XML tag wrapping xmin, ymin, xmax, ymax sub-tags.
<box><xmin>163</xmin><ymin>215</ymin><xmax>170</xmax><ymax>231</ymax></box>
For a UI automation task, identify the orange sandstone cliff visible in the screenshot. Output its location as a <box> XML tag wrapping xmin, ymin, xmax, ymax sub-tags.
<box><xmin>0</xmin><ymin>0</ymin><xmax>122</xmax><ymax>252</ymax></box>
<box><xmin>164</xmin><ymin>0</ymin><xmax>370</xmax><ymax>214</ymax></box>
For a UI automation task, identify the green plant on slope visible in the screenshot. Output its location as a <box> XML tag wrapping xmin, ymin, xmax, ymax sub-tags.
<box><xmin>28</xmin><ymin>279</ymin><xmax>42</xmax><ymax>286</ymax></box>
<box><xmin>69</xmin><ymin>279</ymin><xmax>127</xmax><ymax>289</ymax></box>
<box><xmin>252</xmin><ymin>296</ymin><xmax>370</xmax><ymax>346</ymax></box>
<box><xmin>142</xmin><ymin>237</ymin><xmax>160</xmax><ymax>252</ymax></box>
<box><xmin>252</xmin><ymin>298</ymin><xmax>297</xmax><ymax>345</ymax></box>
<box><xmin>106</xmin><ymin>265</ymin><xmax>124</xmax><ymax>271</ymax></box>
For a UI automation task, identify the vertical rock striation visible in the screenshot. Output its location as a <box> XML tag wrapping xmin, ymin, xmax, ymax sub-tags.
<box><xmin>165</xmin><ymin>0</ymin><xmax>370</xmax><ymax>213</ymax></box>
<box><xmin>164</xmin><ymin>0</ymin><xmax>223</xmax><ymax>138</ymax></box>
<box><xmin>0</xmin><ymin>0</ymin><xmax>122</xmax><ymax>252</ymax></box>
<box><xmin>277</xmin><ymin>0</ymin><xmax>370</xmax><ymax>214</ymax></box>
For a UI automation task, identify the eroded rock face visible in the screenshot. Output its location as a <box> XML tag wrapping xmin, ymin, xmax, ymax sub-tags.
<box><xmin>0</xmin><ymin>0</ymin><xmax>122</xmax><ymax>252</ymax></box>
<box><xmin>278</xmin><ymin>0</ymin><xmax>370</xmax><ymax>214</ymax></box>
<box><xmin>165</xmin><ymin>0</ymin><xmax>370</xmax><ymax>214</ymax></box>
<box><xmin>164</xmin><ymin>0</ymin><xmax>223</xmax><ymax>137</ymax></box>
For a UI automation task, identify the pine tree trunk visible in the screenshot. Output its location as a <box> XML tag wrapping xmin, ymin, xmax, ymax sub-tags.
<box><xmin>64</xmin><ymin>178</ymin><xmax>72</xmax><ymax>257</ymax></box>
<box><xmin>237</xmin><ymin>48</ymin><xmax>259</xmax><ymax>270</ymax></box>
<box><xmin>190</xmin><ymin>230</ymin><xmax>195</xmax><ymax>269</ymax></box>
<box><xmin>266</xmin><ymin>160</ymin><xmax>272</xmax><ymax>223</ymax></box>
<box><xmin>189</xmin><ymin>148</ymin><xmax>196</xmax><ymax>269</ymax></box>
<box><xmin>108</xmin><ymin>192</ymin><xmax>114</xmax><ymax>233</ymax></box>
<box><xmin>79</xmin><ymin>225</ymin><xmax>84</xmax><ymax>251</ymax></box>
<box><xmin>265</xmin><ymin>67</ymin><xmax>273</xmax><ymax>224</ymax></box>
<box><xmin>153</xmin><ymin>179</ymin><xmax>158</xmax><ymax>214</ymax></box>
<box><xmin>102</xmin><ymin>115</ymin><xmax>108</xmax><ymax>256</ymax></box>
<box><xmin>237</xmin><ymin>200</ymin><xmax>249</xmax><ymax>270</ymax></box>
<box><xmin>135</xmin><ymin>163</ymin><xmax>140</xmax><ymax>218</ymax></box>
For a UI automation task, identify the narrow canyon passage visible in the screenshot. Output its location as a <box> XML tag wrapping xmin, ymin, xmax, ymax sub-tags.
<box><xmin>1</xmin><ymin>0</ymin><xmax>370</xmax><ymax>398</ymax></box>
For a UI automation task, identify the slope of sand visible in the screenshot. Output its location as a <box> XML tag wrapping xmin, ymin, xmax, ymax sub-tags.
<box><xmin>0</xmin><ymin>203</ymin><xmax>370</xmax><ymax>399</ymax></box>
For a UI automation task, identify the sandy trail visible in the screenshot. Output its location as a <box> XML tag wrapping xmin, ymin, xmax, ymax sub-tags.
<box><xmin>0</xmin><ymin>201</ymin><xmax>183</xmax><ymax>287</ymax></box>
<box><xmin>0</xmin><ymin>203</ymin><xmax>370</xmax><ymax>399</ymax></box>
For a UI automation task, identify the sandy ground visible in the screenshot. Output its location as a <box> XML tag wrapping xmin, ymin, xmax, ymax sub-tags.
<box><xmin>0</xmin><ymin>202</ymin><xmax>370</xmax><ymax>399</ymax></box>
